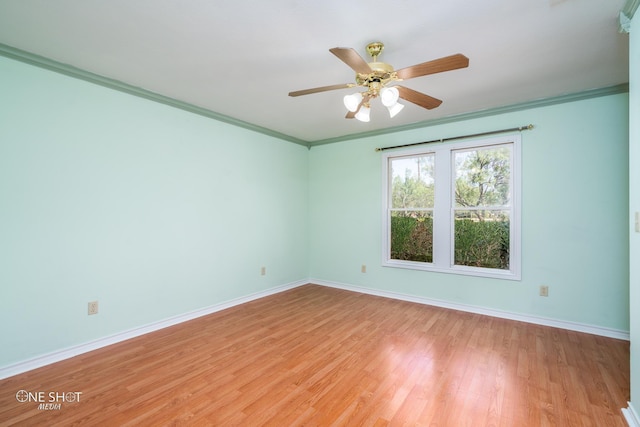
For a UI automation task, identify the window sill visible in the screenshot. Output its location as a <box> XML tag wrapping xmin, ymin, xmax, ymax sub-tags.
<box><xmin>382</xmin><ymin>259</ymin><xmax>521</xmax><ymax>281</ymax></box>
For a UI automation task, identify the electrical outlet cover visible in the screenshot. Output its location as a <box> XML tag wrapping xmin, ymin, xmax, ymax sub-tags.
<box><xmin>88</xmin><ymin>301</ymin><xmax>99</xmax><ymax>315</ymax></box>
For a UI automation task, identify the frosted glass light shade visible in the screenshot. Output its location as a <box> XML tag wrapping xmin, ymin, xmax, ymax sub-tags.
<box><xmin>387</xmin><ymin>102</ymin><xmax>405</xmax><ymax>118</ymax></box>
<box><xmin>380</xmin><ymin>87</ymin><xmax>400</xmax><ymax>107</ymax></box>
<box><xmin>343</xmin><ymin>93</ymin><xmax>363</xmax><ymax>112</ymax></box>
<box><xmin>355</xmin><ymin>105</ymin><xmax>370</xmax><ymax>122</ymax></box>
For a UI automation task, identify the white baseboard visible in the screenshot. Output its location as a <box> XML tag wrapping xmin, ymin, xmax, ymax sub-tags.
<box><xmin>1</xmin><ymin>277</ymin><xmax>630</xmax><ymax>380</ymax></box>
<box><xmin>311</xmin><ymin>279</ymin><xmax>631</xmax><ymax>341</ymax></box>
<box><xmin>623</xmin><ymin>403</ymin><xmax>640</xmax><ymax>427</ymax></box>
<box><xmin>0</xmin><ymin>280</ymin><xmax>307</xmax><ymax>380</ymax></box>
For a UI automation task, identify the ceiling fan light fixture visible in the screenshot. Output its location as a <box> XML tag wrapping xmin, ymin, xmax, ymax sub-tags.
<box><xmin>343</xmin><ymin>93</ymin><xmax>363</xmax><ymax>112</ymax></box>
<box><xmin>380</xmin><ymin>86</ymin><xmax>400</xmax><ymax>107</ymax></box>
<box><xmin>387</xmin><ymin>102</ymin><xmax>405</xmax><ymax>118</ymax></box>
<box><xmin>355</xmin><ymin>105</ymin><xmax>371</xmax><ymax>122</ymax></box>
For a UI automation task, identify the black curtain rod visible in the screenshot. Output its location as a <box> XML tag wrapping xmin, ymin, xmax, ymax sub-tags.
<box><xmin>375</xmin><ymin>124</ymin><xmax>534</xmax><ymax>152</ymax></box>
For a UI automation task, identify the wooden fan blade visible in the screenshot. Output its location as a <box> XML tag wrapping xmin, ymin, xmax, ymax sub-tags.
<box><xmin>346</xmin><ymin>94</ymin><xmax>371</xmax><ymax>119</ymax></box>
<box><xmin>395</xmin><ymin>54</ymin><xmax>469</xmax><ymax>80</ymax></box>
<box><xmin>288</xmin><ymin>83</ymin><xmax>352</xmax><ymax>97</ymax></box>
<box><xmin>329</xmin><ymin>47</ymin><xmax>372</xmax><ymax>75</ymax></box>
<box><xmin>396</xmin><ymin>86</ymin><xmax>442</xmax><ymax>110</ymax></box>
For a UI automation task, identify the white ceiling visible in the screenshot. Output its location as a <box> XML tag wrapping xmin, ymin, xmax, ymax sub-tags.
<box><xmin>0</xmin><ymin>0</ymin><xmax>630</xmax><ymax>145</ymax></box>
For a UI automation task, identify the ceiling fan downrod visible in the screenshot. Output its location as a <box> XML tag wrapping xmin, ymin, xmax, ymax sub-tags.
<box><xmin>365</xmin><ymin>42</ymin><xmax>384</xmax><ymax>61</ymax></box>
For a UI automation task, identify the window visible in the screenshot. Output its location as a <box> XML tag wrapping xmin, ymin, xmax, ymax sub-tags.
<box><xmin>382</xmin><ymin>135</ymin><xmax>521</xmax><ymax>280</ymax></box>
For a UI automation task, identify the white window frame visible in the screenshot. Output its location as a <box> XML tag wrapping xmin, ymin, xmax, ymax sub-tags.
<box><xmin>382</xmin><ymin>134</ymin><xmax>521</xmax><ymax>280</ymax></box>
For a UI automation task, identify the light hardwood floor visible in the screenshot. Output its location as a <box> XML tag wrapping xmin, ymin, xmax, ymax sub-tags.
<box><xmin>0</xmin><ymin>284</ymin><xmax>630</xmax><ymax>426</ymax></box>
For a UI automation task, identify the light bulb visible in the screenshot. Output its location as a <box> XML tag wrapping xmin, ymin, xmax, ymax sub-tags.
<box><xmin>387</xmin><ymin>102</ymin><xmax>405</xmax><ymax>118</ymax></box>
<box><xmin>355</xmin><ymin>105</ymin><xmax>371</xmax><ymax>122</ymax></box>
<box><xmin>343</xmin><ymin>93</ymin><xmax>363</xmax><ymax>112</ymax></box>
<box><xmin>380</xmin><ymin>87</ymin><xmax>399</xmax><ymax>107</ymax></box>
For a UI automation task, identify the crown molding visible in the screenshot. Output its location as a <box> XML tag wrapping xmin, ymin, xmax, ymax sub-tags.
<box><xmin>0</xmin><ymin>43</ymin><xmax>310</xmax><ymax>148</ymax></box>
<box><xmin>0</xmin><ymin>43</ymin><xmax>628</xmax><ymax>150</ymax></box>
<box><xmin>308</xmin><ymin>83</ymin><xmax>629</xmax><ymax>147</ymax></box>
<box><xmin>624</xmin><ymin>0</ymin><xmax>640</xmax><ymax>19</ymax></box>
<box><xmin>620</xmin><ymin>0</ymin><xmax>639</xmax><ymax>32</ymax></box>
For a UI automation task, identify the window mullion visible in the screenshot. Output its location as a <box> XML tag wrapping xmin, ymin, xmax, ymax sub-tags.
<box><xmin>432</xmin><ymin>149</ymin><xmax>451</xmax><ymax>268</ymax></box>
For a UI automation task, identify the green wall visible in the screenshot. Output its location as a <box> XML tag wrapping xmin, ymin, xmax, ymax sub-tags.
<box><xmin>0</xmin><ymin>56</ymin><xmax>309</xmax><ymax>367</ymax></box>
<box><xmin>0</xmin><ymin>50</ymin><xmax>632</xmax><ymax>379</ymax></box>
<box><xmin>629</xmin><ymin>10</ymin><xmax>639</xmax><ymax>417</ymax></box>
<box><xmin>309</xmin><ymin>93</ymin><xmax>630</xmax><ymax>331</ymax></box>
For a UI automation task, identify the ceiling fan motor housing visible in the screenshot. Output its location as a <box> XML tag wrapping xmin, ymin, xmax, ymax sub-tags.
<box><xmin>356</xmin><ymin>61</ymin><xmax>397</xmax><ymax>97</ymax></box>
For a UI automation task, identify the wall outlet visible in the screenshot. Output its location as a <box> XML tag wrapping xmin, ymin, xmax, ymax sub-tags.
<box><xmin>88</xmin><ymin>301</ymin><xmax>99</xmax><ymax>315</ymax></box>
<box><xmin>361</xmin><ymin>264</ymin><xmax>367</xmax><ymax>273</ymax></box>
<box><xmin>539</xmin><ymin>286</ymin><xmax>549</xmax><ymax>297</ymax></box>
<box><xmin>260</xmin><ymin>266</ymin><xmax>266</xmax><ymax>276</ymax></box>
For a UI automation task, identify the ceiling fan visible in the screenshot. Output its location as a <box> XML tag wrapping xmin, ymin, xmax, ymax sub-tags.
<box><xmin>288</xmin><ymin>42</ymin><xmax>469</xmax><ymax>122</ymax></box>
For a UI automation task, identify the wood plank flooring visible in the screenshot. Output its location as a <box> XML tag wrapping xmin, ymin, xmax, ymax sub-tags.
<box><xmin>0</xmin><ymin>284</ymin><xmax>630</xmax><ymax>426</ymax></box>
